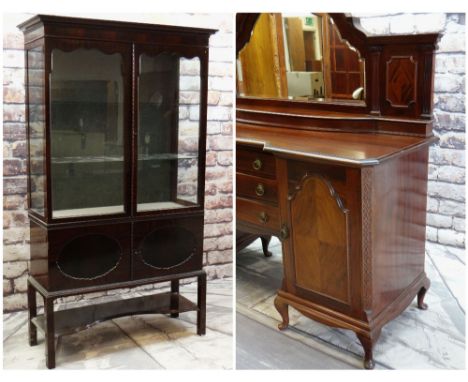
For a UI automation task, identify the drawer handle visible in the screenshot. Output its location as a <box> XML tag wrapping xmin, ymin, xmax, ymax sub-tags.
<box><xmin>252</xmin><ymin>159</ymin><xmax>262</xmax><ymax>171</ymax></box>
<box><xmin>279</xmin><ymin>224</ymin><xmax>289</xmax><ymax>241</ymax></box>
<box><xmin>255</xmin><ymin>183</ymin><xmax>265</xmax><ymax>196</ymax></box>
<box><xmin>258</xmin><ymin>211</ymin><xmax>269</xmax><ymax>224</ymax></box>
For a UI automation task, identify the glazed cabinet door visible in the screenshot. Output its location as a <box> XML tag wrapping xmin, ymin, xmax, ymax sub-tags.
<box><xmin>279</xmin><ymin>160</ymin><xmax>361</xmax><ymax>315</ymax></box>
<box><xmin>134</xmin><ymin>44</ymin><xmax>208</xmax><ymax>215</ymax></box>
<box><xmin>132</xmin><ymin>216</ymin><xmax>204</xmax><ymax>279</ymax></box>
<box><xmin>46</xmin><ymin>39</ymin><xmax>132</xmax><ymax>222</ymax></box>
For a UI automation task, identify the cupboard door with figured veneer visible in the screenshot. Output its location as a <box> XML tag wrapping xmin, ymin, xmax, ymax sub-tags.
<box><xmin>287</xmin><ymin>174</ymin><xmax>351</xmax><ymax>309</ymax></box>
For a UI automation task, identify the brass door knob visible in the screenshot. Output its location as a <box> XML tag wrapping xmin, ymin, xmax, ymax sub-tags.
<box><xmin>252</xmin><ymin>159</ymin><xmax>262</xmax><ymax>171</ymax></box>
<box><xmin>258</xmin><ymin>211</ymin><xmax>269</xmax><ymax>224</ymax></box>
<box><xmin>279</xmin><ymin>225</ymin><xmax>289</xmax><ymax>240</ymax></box>
<box><xmin>255</xmin><ymin>183</ymin><xmax>265</xmax><ymax>196</ymax></box>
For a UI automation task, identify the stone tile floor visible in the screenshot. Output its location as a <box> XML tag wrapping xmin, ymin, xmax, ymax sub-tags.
<box><xmin>236</xmin><ymin>238</ymin><xmax>465</xmax><ymax>369</ymax></box>
<box><xmin>3</xmin><ymin>278</ymin><xmax>233</xmax><ymax>369</ymax></box>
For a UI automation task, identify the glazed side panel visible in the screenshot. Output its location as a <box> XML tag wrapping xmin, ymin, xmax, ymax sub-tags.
<box><xmin>370</xmin><ymin>147</ymin><xmax>429</xmax><ymax>317</ymax></box>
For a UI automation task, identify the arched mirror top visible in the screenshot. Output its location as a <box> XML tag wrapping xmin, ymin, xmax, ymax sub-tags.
<box><xmin>236</xmin><ymin>13</ymin><xmax>367</xmax><ymax>105</ymax></box>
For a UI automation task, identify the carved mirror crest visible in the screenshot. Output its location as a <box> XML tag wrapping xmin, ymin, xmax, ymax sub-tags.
<box><xmin>236</xmin><ymin>13</ymin><xmax>366</xmax><ymax>103</ymax></box>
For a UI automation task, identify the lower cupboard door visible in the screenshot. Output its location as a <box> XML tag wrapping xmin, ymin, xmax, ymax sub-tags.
<box><xmin>48</xmin><ymin>223</ymin><xmax>131</xmax><ymax>291</ymax></box>
<box><xmin>132</xmin><ymin>217</ymin><xmax>203</xmax><ymax>279</ymax></box>
<box><xmin>285</xmin><ymin>173</ymin><xmax>353</xmax><ymax>313</ymax></box>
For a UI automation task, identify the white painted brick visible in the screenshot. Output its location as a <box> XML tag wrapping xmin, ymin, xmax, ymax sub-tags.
<box><xmin>413</xmin><ymin>13</ymin><xmax>446</xmax><ymax>33</ymax></box>
<box><xmin>426</xmin><ymin>226</ymin><xmax>438</xmax><ymax>242</ymax></box>
<box><xmin>438</xmin><ymin>228</ymin><xmax>465</xmax><ymax>247</ymax></box>
<box><xmin>427</xmin><ymin>213</ymin><xmax>452</xmax><ymax>228</ymax></box>
<box><xmin>428</xmin><ymin>181</ymin><xmax>465</xmax><ymax>202</ymax></box>
<box><xmin>437</xmin><ymin>166</ymin><xmax>465</xmax><ymax>184</ymax></box>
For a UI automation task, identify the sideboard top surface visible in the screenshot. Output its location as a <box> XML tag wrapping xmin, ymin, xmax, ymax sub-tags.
<box><xmin>237</xmin><ymin>123</ymin><xmax>436</xmax><ymax>166</ymax></box>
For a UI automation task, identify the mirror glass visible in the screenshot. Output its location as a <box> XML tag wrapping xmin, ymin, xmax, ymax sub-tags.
<box><xmin>237</xmin><ymin>13</ymin><xmax>365</xmax><ymax>102</ymax></box>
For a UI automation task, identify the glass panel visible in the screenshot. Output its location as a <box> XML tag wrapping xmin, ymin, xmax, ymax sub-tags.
<box><xmin>28</xmin><ymin>46</ymin><xmax>46</xmax><ymax>216</ymax></box>
<box><xmin>137</xmin><ymin>53</ymin><xmax>200</xmax><ymax>212</ymax></box>
<box><xmin>50</xmin><ymin>48</ymin><xmax>125</xmax><ymax>218</ymax></box>
<box><xmin>237</xmin><ymin>13</ymin><xmax>365</xmax><ymax>102</ymax></box>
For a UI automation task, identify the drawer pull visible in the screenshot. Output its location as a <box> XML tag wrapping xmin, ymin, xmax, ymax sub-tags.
<box><xmin>252</xmin><ymin>159</ymin><xmax>262</xmax><ymax>171</ymax></box>
<box><xmin>255</xmin><ymin>183</ymin><xmax>265</xmax><ymax>196</ymax></box>
<box><xmin>258</xmin><ymin>211</ymin><xmax>269</xmax><ymax>224</ymax></box>
<box><xmin>279</xmin><ymin>224</ymin><xmax>289</xmax><ymax>241</ymax></box>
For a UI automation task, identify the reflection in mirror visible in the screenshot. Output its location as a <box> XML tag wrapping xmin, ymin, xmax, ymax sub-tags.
<box><xmin>137</xmin><ymin>54</ymin><xmax>200</xmax><ymax>212</ymax></box>
<box><xmin>237</xmin><ymin>13</ymin><xmax>365</xmax><ymax>102</ymax></box>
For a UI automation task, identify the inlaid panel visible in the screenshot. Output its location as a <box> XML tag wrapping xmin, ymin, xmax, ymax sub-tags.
<box><xmin>289</xmin><ymin>174</ymin><xmax>350</xmax><ymax>304</ymax></box>
<box><xmin>385</xmin><ymin>56</ymin><xmax>417</xmax><ymax>108</ymax></box>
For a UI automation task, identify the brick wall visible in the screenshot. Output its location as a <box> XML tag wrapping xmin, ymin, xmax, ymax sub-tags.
<box><xmin>3</xmin><ymin>13</ymin><xmax>233</xmax><ymax>312</ymax></box>
<box><xmin>355</xmin><ymin>13</ymin><xmax>466</xmax><ymax>259</ymax></box>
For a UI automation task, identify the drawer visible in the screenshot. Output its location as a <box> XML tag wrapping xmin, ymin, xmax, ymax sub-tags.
<box><xmin>237</xmin><ymin>147</ymin><xmax>276</xmax><ymax>178</ymax></box>
<box><xmin>237</xmin><ymin>197</ymin><xmax>280</xmax><ymax>232</ymax></box>
<box><xmin>236</xmin><ymin>172</ymin><xmax>278</xmax><ymax>204</ymax></box>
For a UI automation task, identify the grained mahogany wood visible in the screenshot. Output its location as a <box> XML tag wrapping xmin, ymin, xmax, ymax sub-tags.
<box><xmin>236</xmin><ymin>172</ymin><xmax>278</xmax><ymax>204</ymax></box>
<box><xmin>274</xmin><ymin>294</ymin><xmax>289</xmax><ymax>330</ymax></box>
<box><xmin>21</xmin><ymin>15</ymin><xmax>215</xmax><ymax>368</ymax></box>
<box><xmin>237</xmin><ymin>197</ymin><xmax>280</xmax><ymax>233</ymax></box>
<box><xmin>236</xmin><ymin>13</ymin><xmax>437</xmax><ymax>369</ymax></box>
<box><xmin>238</xmin><ymin>123</ymin><xmax>436</xmax><ymax>166</ymax></box>
<box><xmin>236</xmin><ymin>13</ymin><xmax>439</xmax><ymax>128</ymax></box>
<box><xmin>236</xmin><ymin>145</ymin><xmax>276</xmax><ymax>178</ymax></box>
<box><xmin>288</xmin><ymin>174</ymin><xmax>350</xmax><ymax>305</ymax></box>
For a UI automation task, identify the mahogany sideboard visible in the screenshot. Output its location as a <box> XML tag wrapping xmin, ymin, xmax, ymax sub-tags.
<box><xmin>236</xmin><ymin>13</ymin><xmax>439</xmax><ymax>369</ymax></box>
<box><xmin>20</xmin><ymin>15</ymin><xmax>216</xmax><ymax>368</ymax></box>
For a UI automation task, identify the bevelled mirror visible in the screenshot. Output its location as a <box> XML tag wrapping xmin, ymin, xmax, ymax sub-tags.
<box><xmin>237</xmin><ymin>13</ymin><xmax>366</xmax><ymax>103</ymax></box>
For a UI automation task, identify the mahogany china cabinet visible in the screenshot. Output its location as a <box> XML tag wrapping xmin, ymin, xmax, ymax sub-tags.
<box><xmin>20</xmin><ymin>15</ymin><xmax>216</xmax><ymax>368</ymax></box>
<box><xmin>236</xmin><ymin>13</ymin><xmax>439</xmax><ymax>369</ymax></box>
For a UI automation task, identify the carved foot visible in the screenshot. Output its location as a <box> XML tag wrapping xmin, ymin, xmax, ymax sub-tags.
<box><xmin>357</xmin><ymin>330</ymin><xmax>381</xmax><ymax>370</ymax></box>
<box><xmin>274</xmin><ymin>296</ymin><xmax>289</xmax><ymax>330</ymax></box>
<box><xmin>260</xmin><ymin>236</ymin><xmax>273</xmax><ymax>257</ymax></box>
<box><xmin>417</xmin><ymin>278</ymin><xmax>431</xmax><ymax>310</ymax></box>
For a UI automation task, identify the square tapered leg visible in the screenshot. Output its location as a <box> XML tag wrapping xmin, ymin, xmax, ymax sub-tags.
<box><xmin>197</xmin><ymin>273</ymin><xmax>206</xmax><ymax>335</ymax></box>
<box><xmin>27</xmin><ymin>280</ymin><xmax>37</xmax><ymax>346</ymax></box>
<box><xmin>43</xmin><ymin>297</ymin><xmax>55</xmax><ymax>369</ymax></box>
<box><xmin>170</xmin><ymin>279</ymin><xmax>180</xmax><ymax>318</ymax></box>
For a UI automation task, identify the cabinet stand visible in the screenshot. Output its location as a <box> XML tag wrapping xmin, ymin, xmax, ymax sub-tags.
<box><xmin>27</xmin><ymin>271</ymin><xmax>207</xmax><ymax>369</ymax></box>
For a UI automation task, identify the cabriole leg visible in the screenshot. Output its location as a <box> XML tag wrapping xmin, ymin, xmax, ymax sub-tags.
<box><xmin>43</xmin><ymin>297</ymin><xmax>56</xmax><ymax>369</ymax></box>
<box><xmin>170</xmin><ymin>279</ymin><xmax>180</xmax><ymax>318</ymax></box>
<box><xmin>417</xmin><ymin>277</ymin><xmax>431</xmax><ymax>310</ymax></box>
<box><xmin>260</xmin><ymin>236</ymin><xmax>273</xmax><ymax>257</ymax></box>
<box><xmin>197</xmin><ymin>273</ymin><xmax>206</xmax><ymax>335</ymax></box>
<box><xmin>274</xmin><ymin>295</ymin><xmax>289</xmax><ymax>330</ymax></box>
<box><xmin>27</xmin><ymin>280</ymin><xmax>37</xmax><ymax>346</ymax></box>
<box><xmin>356</xmin><ymin>329</ymin><xmax>381</xmax><ymax>370</ymax></box>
